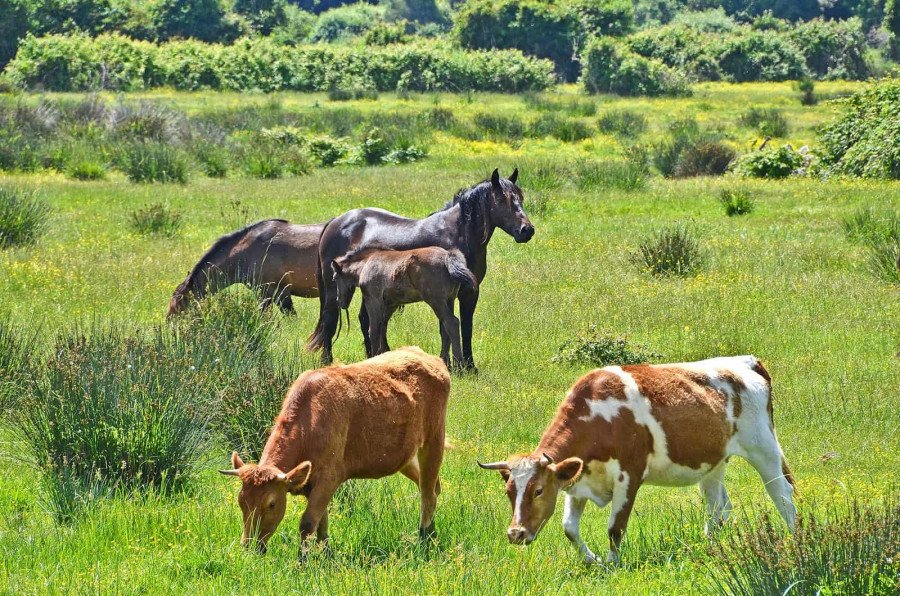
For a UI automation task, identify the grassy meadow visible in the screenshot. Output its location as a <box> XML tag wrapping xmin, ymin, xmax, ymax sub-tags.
<box><xmin>1</xmin><ymin>82</ymin><xmax>899</xmax><ymax>594</ymax></box>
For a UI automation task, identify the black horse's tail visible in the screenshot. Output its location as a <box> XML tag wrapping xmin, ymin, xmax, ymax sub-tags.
<box><xmin>306</xmin><ymin>218</ymin><xmax>335</xmax><ymax>353</ymax></box>
<box><xmin>447</xmin><ymin>253</ymin><xmax>478</xmax><ymax>294</ymax></box>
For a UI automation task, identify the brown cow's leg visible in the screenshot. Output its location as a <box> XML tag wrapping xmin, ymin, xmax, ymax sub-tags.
<box><xmin>315</xmin><ymin>510</ymin><xmax>329</xmax><ymax>543</ymax></box>
<box><xmin>298</xmin><ymin>479</ymin><xmax>339</xmax><ymax>562</ymax></box>
<box><xmin>606</xmin><ymin>475</ymin><xmax>641</xmax><ymax>565</ymax></box>
<box><xmin>400</xmin><ymin>458</ymin><xmax>421</xmax><ymax>487</ymax></box>
<box><xmin>416</xmin><ymin>436</ymin><xmax>445</xmax><ymax>540</ymax></box>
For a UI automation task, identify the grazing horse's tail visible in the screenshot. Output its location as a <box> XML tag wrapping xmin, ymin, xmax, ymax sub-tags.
<box><xmin>167</xmin><ymin>219</ymin><xmax>287</xmax><ymax>318</ymax></box>
<box><xmin>306</xmin><ymin>219</ymin><xmax>334</xmax><ymax>353</ymax></box>
<box><xmin>447</xmin><ymin>253</ymin><xmax>478</xmax><ymax>294</ymax></box>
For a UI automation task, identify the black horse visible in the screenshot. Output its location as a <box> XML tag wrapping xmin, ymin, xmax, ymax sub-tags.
<box><xmin>307</xmin><ymin>169</ymin><xmax>534</xmax><ymax>369</ymax></box>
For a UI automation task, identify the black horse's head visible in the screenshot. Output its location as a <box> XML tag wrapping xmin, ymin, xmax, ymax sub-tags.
<box><xmin>488</xmin><ymin>168</ymin><xmax>534</xmax><ymax>243</ymax></box>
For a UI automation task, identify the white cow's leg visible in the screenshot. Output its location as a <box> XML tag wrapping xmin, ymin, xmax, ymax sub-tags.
<box><xmin>562</xmin><ymin>494</ymin><xmax>599</xmax><ymax>565</ymax></box>
<box><xmin>699</xmin><ymin>461</ymin><xmax>732</xmax><ymax>532</ymax></box>
<box><xmin>606</xmin><ymin>472</ymin><xmax>638</xmax><ymax>565</ymax></box>
<box><xmin>744</xmin><ymin>441</ymin><xmax>797</xmax><ymax>531</ymax></box>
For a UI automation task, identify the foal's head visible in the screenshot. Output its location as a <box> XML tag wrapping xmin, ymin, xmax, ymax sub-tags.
<box><xmin>330</xmin><ymin>257</ymin><xmax>357</xmax><ymax>310</ymax></box>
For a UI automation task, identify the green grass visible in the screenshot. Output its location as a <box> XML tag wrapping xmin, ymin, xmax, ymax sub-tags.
<box><xmin>1</xmin><ymin>83</ymin><xmax>899</xmax><ymax>594</ymax></box>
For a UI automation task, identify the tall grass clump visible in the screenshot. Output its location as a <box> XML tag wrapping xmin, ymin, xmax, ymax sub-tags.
<box><xmin>739</xmin><ymin>108</ymin><xmax>789</xmax><ymax>137</ymax></box>
<box><xmin>120</xmin><ymin>142</ymin><xmax>189</xmax><ymax>183</ymax></box>
<box><xmin>220</xmin><ymin>364</ymin><xmax>295</xmax><ymax>461</ymax></box>
<box><xmin>11</xmin><ymin>326</ymin><xmax>215</xmax><ymax>521</ymax></box>
<box><xmin>842</xmin><ymin>206</ymin><xmax>900</xmax><ymax>284</ymax></box>
<box><xmin>66</xmin><ymin>159</ymin><xmax>107</xmax><ymax>181</ymax></box>
<box><xmin>719</xmin><ymin>189</ymin><xmax>755</xmax><ymax>216</ymax></box>
<box><xmin>708</xmin><ymin>497</ymin><xmax>900</xmax><ymax>596</ymax></box>
<box><xmin>129</xmin><ymin>203</ymin><xmax>182</xmax><ymax>237</ymax></box>
<box><xmin>0</xmin><ymin>186</ymin><xmax>50</xmax><ymax>248</ymax></box>
<box><xmin>597</xmin><ymin>110</ymin><xmax>648</xmax><ymax>138</ymax></box>
<box><xmin>551</xmin><ymin>325</ymin><xmax>662</xmax><ymax>366</ymax></box>
<box><xmin>575</xmin><ymin>159</ymin><xmax>648</xmax><ymax>191</ymax></box>
<box><xmin>0</xmin><ymin>315</ymin><xmax>39</xmax><ymax>412</ymax></box>
<box><xmin>631</xmin><ymin>224</ymin><xmax>704</xmax><ymax>276</ymax></box>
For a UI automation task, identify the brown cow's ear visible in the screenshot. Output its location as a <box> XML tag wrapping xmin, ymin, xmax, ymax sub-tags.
<box><xmin>286</xmin><ymin>461</ymin><xmax>312</xmax><ymax>490</ymax></box>
<box><xmin>509</xmin><ymin>168</ymin><xmax>518</xmax><ymax>184</ymax></box>
<box><xmin>500</xmin><ymin>469</ymin><xmax>511</xmax><ymax>482</ymax></box>
<box><xmin>552</xmin><ymin>457</ymin><xmax>583</xmax><ymax>486</ymax></box>
<box><xmin>231</xmin><ymin>451</ymin><xmax>245</xmax><ymax>469</ymax></box>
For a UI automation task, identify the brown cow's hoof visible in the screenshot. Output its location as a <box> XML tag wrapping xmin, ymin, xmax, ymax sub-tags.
<box><xmin>418</xmin><ymin>522</ymin><xmax>436</xmax><ymax>541</ymax></box>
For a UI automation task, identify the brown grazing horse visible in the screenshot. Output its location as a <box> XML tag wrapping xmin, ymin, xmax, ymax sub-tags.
<box><xmin>331</xmin><ymin>247</ymin><xmax>478</xmax><ymax>369</ymax></box>
<box><xmin>308</xmin><ymin>169</ymin><xmax>534</xmax><ymax>370</ymax></box>
<box><xmin>167</xmin><ymin>219</ymin><xmax>325</xmax><ymax>318</ymax></box>
<box><xmin>219</xmin><ymin>346</ymin><xmax>450</xmax><ymax>558</ymax></box>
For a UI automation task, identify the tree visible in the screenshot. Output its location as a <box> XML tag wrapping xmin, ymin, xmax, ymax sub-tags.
<box><xmin>886</xmin><ymin>0</ymin><xmax>900</xmax><ymax>58</ymax></box>
<box><xmin>154</xmin><ymin>0</ymin><xmax>229</xmax><ymax>42</ymax></box>
<box><xmin>0</xmin><ymin>0</ymin><xmax>29</xmax><ymax>69</ymax></box>
<box><xmin>234</xmin><ymin>0</ymin><xmax>288</xmax><ymax>34</ymax></box>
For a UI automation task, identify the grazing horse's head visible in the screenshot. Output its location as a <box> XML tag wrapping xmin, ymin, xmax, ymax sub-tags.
<box><xmin>219</xmin><ymin>452</ymin><xmax>312</xmax><ymax>554</ymax></box>
<box><xmin>488</xmin><ymin>168</ymin><xmax>534</xmax><ymax>243</ymax></box>
<box><xmin>166</xmin><ymin>279</ymin><xmax>191</xmax><ymax>319</ymax></box>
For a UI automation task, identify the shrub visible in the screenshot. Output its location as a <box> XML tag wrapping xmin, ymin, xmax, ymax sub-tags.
<box><xmin>708</xmin><ymin>497</ymin><xmax>900</xmax><ymax>596</ymax></box>
<box><xmin>581</xmin><ymin>38</ymin><xmax>691</xmax><ymax>97</ymax></box>
<box><xmin>111</xmin><ymin>101</ymin><xmax>189</xmax><ymax>143</ymax></box>
<box><xmin>67</xmin><ymin>159</ymin><xmax>106</xmax><ymax>180</ymax></box>
<box><xmin>627</xmin><ymin>24</ymin><xmax>721</xmax><ymax>81</ymax></box>
<box><xmin>11</xmin><ymin>326</ymin><xmax>215</xmax><ymax>521</ymax></box>
<box><xmin>6</xmin><ymin>34</ymin><xmax>555</xmax><ymax>93</ymax></box>
<box><xmin>597</xmin><ymin>109</ymin><xmax>647</xmax><ymax>137</ymax></box>
<box><xmin>715</xmin><ymin>30</ymin><xmax>808</xmax><ymax>83</ymax></box>
<box><xmin>673</xmin><ymin>141</ymin><xmax>736</xmax><ymax>178</ymax></box>
<box><xmin>120</xmin><ymin>142</ymin><xmax>189</xmax><ymax>183</ymax></box>
<box><xmin>551</xmin><ymin>325</ymin><xmax>662</xmax><ymax>366</ymax></box>
<box><xmin>819</xmin><ymin>78</ymin><xmax>900</xmax><ymax>180</ymax></box>
<box><xmin>670</xmin><ymin>8</ymin><xmax>736</xmax><ymax>33</ymax></box>
<box><xmin>739</xmin><ymin>108</ymin><xmax>789</xmax><ymax>138</ymax></box>
<box><xmin>129</xmin><ymin>203</ymin><xmax>182</xmax><ymax>237</ymax></box>
<box><xmin>192</xmin><ymin>143</ymin><xmax>229</xmax><ymax>178</ymax></box>
<box><xmin>309</xmin><ymin>3</ymin><xmax>385</xmax><ymax>42</ymax></box>
<box><xmin>796</xmin><ymin>77</ymin><xmax>817</xmax><ymax>106</ymax></box>
<box><xmin>733</xmin><ymin>145</ymin><xmax>806</xmax><ymax>179</ymax></box>
<box><xmin>569</xmin><ymin>0</ymin><xmax>635</xmax><ymax>38</ymax></box>
<box><xmin>242</xmin><ymin>144</ymin><xmax>284</xmax><ymax>179</ymax></box>
<box><xmin>0</xmin><ymin>315</ymin><xmax>39</xmax><ymax>412</ymax></box>
<box><xmin>631</xmin><ymin>224</ymin><xmax>704</xmax><ymax>277</ymax></box>
<box><xmin>308</xmin><ymin>135</ymin><xmax>349</xmax><ymax>166</ymax></box>
<box><xmin>0</xmin><ymin>186</ymin><xmax>50</xmax><ymax>249</ymax></box>
<box><xmin>153</xmin><ymin>0</ymin><xmax>236</xmax><ymax>43</ymax></box>
<box><xmin>651</xmin><ymin>116</ymin><xmax>704</xmax><ymax>177</ymax></box>
<box><xmin>787</xmin><ymin>18</ymin><xmax>870</xmax><ymax>81</ymax></box>
<box><xmin>220</xmin><ymin>365</ymin><xmax>294</xmax><ymax>461</ymax></box>
<box><xmin>885</xmin><ymin>0</ymin><xmax>900</xmax><ymax>60</ymax></box>
<box><xmin>383</xmin><ymin>143</ymin><xmax>427</xmax><ymax>164</ymax></box>
<box><xmin>360</xmin><ymin>127</ymin><xmax>391</xmax><ymax>165</ymax></box>
<box><xmin>719</xmin><ymin>189</ymin><xmax>755</xmax><ymax>217</ymax></box>
<box><xmin>363</xmin><ymin>20</ymin><xmax>414</xmax><ymax>46</ymax></box>
<box><xmin>453</xmin><ymin>0</ymin><xmax>580</xmax><ymax>80</ymax></box>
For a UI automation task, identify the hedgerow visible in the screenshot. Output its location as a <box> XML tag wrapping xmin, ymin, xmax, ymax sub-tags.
<box><xmin>5</xmin><ymin>34</ymin><xmax>555</xmax><ymax>92</ymax></box>
<box><xmin>581</xmin><ymin>37</ymin><xmax>691</xmax><ymax>97</ymax></box>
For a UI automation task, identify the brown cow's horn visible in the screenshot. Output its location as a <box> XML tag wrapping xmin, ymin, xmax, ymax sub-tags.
<box><xmin>276</xmin><ymin>473</ymin><xmax>288</xmax><ymax>481</ymax></box>
<box><xmin>542</xmin><ymin>453</ymin><xmax>554</xmax><ymax>465</ymax></box>
<box><xmin>218</xmin><ymin>469</ymin><xmax>240</xmax><ymax>476</ymax></box>
<box><xmin>477</xmin><ymin>460</ymin><xmax>510</xmax><ymax>470</ymax></box>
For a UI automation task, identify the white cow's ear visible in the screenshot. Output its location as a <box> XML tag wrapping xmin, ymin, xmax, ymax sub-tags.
<box><xmin>551</xmin><ymin>457</ymin><xmax>583</xmax><ymax>486</ymax></box>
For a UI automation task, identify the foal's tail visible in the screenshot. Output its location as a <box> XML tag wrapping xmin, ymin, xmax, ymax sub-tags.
<box><xmin>306</xmin><ymin>219</ymin><xmax>334</xmax><ymax>353</ymax></box>
<box><xmin>447</xmin><ymin>254</ymin><xmax>478</xmax><ymax>294</ymax></box>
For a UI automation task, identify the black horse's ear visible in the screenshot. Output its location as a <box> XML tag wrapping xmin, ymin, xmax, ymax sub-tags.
<box><xmin>491</xmin><ymin>168</ymin><xmax>501</xmax><ymax>190</ymax></box>
<box><xmin>509</xmin><ymin>168</ymin><xmax>518</xmax><ymax>184</ymax></box>
<box><xmin>331</xmin><ymin>259</ymin><xmax>342</xmax><ymax>274</ymax></box>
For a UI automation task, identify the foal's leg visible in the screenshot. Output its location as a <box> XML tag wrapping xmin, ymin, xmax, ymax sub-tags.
<box><xmin>429</xmin><ymin>299</ymin><xmax>463</xmax><ymax>370</ymax></box>
<box><xmin>358</xmin><ymin>296</ymin><xmax>373</xmax><ymax>358</ymax></box>
<box><xmin>367</xmin><ymin>300</ymin><xmax>391</xmax><ymax>356</ymax></box>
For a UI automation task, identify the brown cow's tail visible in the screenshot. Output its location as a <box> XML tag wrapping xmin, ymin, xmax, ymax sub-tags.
<box><xmin>781</xmin><ymin>456</ymin><xmax>797</xmax><ymax>492</ymax></box>
<box><xmin>306</xmin><ymin>219</ymin><xmax>334</xmax><ymax>353</ymax></box>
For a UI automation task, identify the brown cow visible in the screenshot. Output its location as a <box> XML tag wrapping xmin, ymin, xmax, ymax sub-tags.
<box><xmin>478</xmin><ymin>356</ymin><xmax>796</xmax><ymax>565</ymax></box>
<box><xmin>168</xmin><ymin>219</ymin><xmax>325</xmax><ymax>318</ymax></box>
<box><xmin>219</xmin><ymin>346</ymin><xmax>450</xmax><ymax>558</ymax></box>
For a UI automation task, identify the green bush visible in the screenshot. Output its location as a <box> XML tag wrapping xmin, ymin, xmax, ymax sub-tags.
<box><xmin>739</xmin><ymin>108</ymin><xmax>789</xmax><ymax>138</ymax></box>
<box><xmin>787</xmin><ymin>18</ymin><xmax>870</xmax><ymax>81</ymax></box>
<box><xmin>11</xmin><ymin>326</ymin><xmax>214</xmax><ymax>521</ymax></box>
<box><xmin>309</xmin><ymin>3</ymin><xmax>384</xmax><ymax>43</ymax></box>
<box><xmin>796</xmin><ymin>77</ymin><xmax>818</xmax><ymax>106</ymax></box>
<box><xmin>673</xmin><ymin>141</ymin><xmax>735</xmax><ymax>178</ymax></box>
<box><xmin>111</xmin><ymin>101</ymin><xmax>189</xmax><ymax>143</ymax></box>
<box><xmin>719</xmin><ymin>189</ymin><xmax>755</xmax><ymax>217</ymax></box>
<box><xmin>119</xmin><ymin>142</ymin><xmax>189</xmax><ymax>183</ymax></box>
<box><xmin>551</xmin><ymin>325</ymin><xmax>662</xmax><ymax>366</ymax></box>
<box><xmin>734</xmin><ymin>145</ymin><xmax>806</xmax><ymax>179</ymax></box>
<box><xmin>67</xmin><ymin>159</ymin><xmax>107</xmax><ymax>180</ymax></box>
<box><xmin>597</xmin><ymin>109</ymin><xmax>648</xmax><ymax>137</ymax></box>
<box><xmin>628</xmin><ymin>24</ymin><xmax>721</xmax><ymax>81</ymax></box>
<box><xmin>6</xmin><ymin>34</ymin><xmax>555</xmax><ymax>93</ymax></box>
<box><xmin>819</xmin><ymin>78</ymin><xmax>900</xmax><ymax>180</ymax></box>
<box><xmin>581</xmin><ymin>37</ymin><xmax>691</xmax><ymax>97</ymax></box>
<box><xmin>191</xmin><ymin>143</ymin><xmax>229</xmax><ymax>178</ymax></box>
<box><xmin>631</xmin><ymin>224</ymin><xmax>704</xmax><ymax>277</ymax></box>
<box><xmin>0</xmin><ymin>186</ymin><xmax>50</xmax><ymax>249</ymax></box>
<box><xmin>241</xmin><ymin>143</ymin><xmax>285</xmax><ymax>179</ymax></box>
<box><xmin>708</xmin><ymin>497</ymin><xmax>900</xmax><ymax>596</ymax></box>
<box><xmin>670</xmin><ymin>8</ymin><xmax>736</xmax><ymax>32</ymax></box>
<box><xmin>569</xmin><ymin>0</ymin><xmax>634</xmax><ymax>38</ymax></box>
<box><xmin>129</xmin><ymin>203</ymin><xmax>182</xmax><ymax>237</ymax></box>
<box><xmin>453</xmin><ymin>0</ymin><xmax>580</xmax><ymax>80</ymax></box>
<box><xmin>715</xmin><ymin>30</ymin><xmax>808</xmax><ymax>83</ymax></box>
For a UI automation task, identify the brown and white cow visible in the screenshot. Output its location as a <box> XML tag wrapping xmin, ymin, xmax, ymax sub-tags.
<box><xmin>220</xmin><ymin>346</ymin><xmax>450</xmax><ymax>558</ymax></box>
<box><xmin>478</xmin><ymin>356</ymin><xmax>796</xmax><ymax>565</ymax></box>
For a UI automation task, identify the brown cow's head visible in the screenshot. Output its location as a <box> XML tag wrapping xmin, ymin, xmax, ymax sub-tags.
<box><xmin>489</xmin><ymin>168</ymin><xmax>534</xmax><ymax>244</ymax></box>
<box><xmin>219</xmin><ymin>451</ymin><xmax>312</xmax><ymax>553</ymax></box>
<box><xmin>478</xmin><ymin>453</ymin><xmax>583</xmax><ymax>545</ymax></box>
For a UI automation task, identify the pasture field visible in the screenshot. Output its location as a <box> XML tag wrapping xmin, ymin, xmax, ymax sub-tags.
<box><xmin>1</xmin><ymin>82</ymin><xmax>899</xmax><ymax>594</ymax></box>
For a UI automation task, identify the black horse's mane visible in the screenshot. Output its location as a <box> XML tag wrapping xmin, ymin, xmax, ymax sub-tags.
<box><xmin>432</xmin><ymin>177</ymin><xmax>512</xmax><ymax>243</ymax></box>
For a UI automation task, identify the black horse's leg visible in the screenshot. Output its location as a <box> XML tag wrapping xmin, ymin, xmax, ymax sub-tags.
<box><xmin>358</xmin><ymin>296</ymin><xmax>373</xmax><ymax>358</ymax></box>
<box><xmin>320</xmin><ymin>291</ymin><xmax>341</xmax><ymax>365</ymax></box>
<box><xmin>458</xmin><ymin>292</ymin><xmax>478</xmax><ymax>371</ymax></box>
<box><xmin>277</xmin><ymin>293</ymin><xmax>295</xmax><ymax>315</ymax></box>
